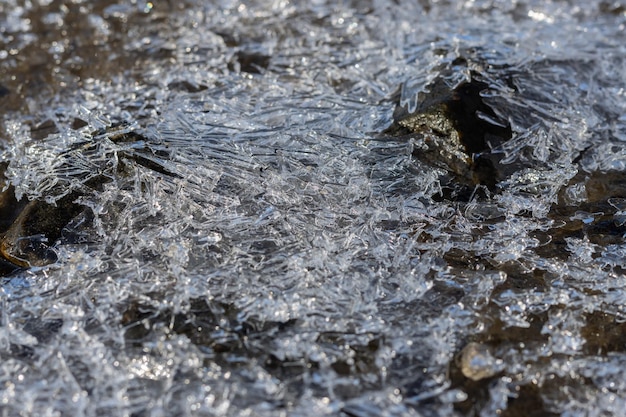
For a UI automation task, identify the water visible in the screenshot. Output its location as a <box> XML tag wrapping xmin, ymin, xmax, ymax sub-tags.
<box><xmin>1</xmin><ymin>1</ymin><xmax>626</xmax><ymax>416</ymax></box>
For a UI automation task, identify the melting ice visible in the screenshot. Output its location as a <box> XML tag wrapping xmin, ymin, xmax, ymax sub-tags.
<box><xmin>1</xmin><ymin>1</ymin><xmax>626</xmax><ymax>416</ymax></box>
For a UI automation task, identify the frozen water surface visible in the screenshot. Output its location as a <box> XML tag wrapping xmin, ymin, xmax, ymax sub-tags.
<box><xmin>1</xmin><ymin>0</ymin><xmax>626</xmax><ymax>415</ymax></box>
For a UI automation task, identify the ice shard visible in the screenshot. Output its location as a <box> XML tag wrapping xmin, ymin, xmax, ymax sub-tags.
<box><xmin>1</xmin><ymin>1</ymin><xmax>626</xmax><ymax>416</ymax></box>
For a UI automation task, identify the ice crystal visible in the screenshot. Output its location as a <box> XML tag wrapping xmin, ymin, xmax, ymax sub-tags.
<box><xmin>1</xmin><ymin>0</ymin><xmax>626</xmax><ymax>416</ymax></box>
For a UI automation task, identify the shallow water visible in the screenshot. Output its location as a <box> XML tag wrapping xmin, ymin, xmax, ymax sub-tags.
<box><xmin>1</xmin><ymin>1</ymin><xmax>626</xmax><ymax>416</ymax></box>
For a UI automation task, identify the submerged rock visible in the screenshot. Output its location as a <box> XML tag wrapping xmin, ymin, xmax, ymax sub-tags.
<box><xmin>386</xmin><ymin>69</ymin><xmax>512</xmax><ymax>192</ymax></box>
<box><xmin>0</xmin><ymin>124</ymin><xmax>178</xmax><ymax>269</ymax></box>
<box><xmin>0</xmin><ymin>193</ymin><xmax>83</xmax><ymax>267</ymax></box>
<box><xmin>458</xmin><ymin>342</ymin><xmax>503</xmax><ymax>382</ymax></box>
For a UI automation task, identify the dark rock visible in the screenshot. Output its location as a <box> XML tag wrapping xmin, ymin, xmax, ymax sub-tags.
<box><xmin>229</xmin><ymin>51</ymin><xmax>271</xmax><ymax>74</ymax></box>
<box><xmin>0</xmin><ymin>124</ymin><xmax>180</xmax><ymax>269</ymax></box>
<box><xmin>0</xmin><ymin>193</ymin><xmax>84</xmax><ymax>267</ymax></box>
<box><xmin>386</xmin><ymin>71</ymin><xmax>512</xmax><ymax>192</ymax></box>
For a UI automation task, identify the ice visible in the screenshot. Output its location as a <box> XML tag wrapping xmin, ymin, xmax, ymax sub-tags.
<box><xmin>1</xmin><ymin>0</ymin><xmax>626</xmax><ymax>416</ymax></box>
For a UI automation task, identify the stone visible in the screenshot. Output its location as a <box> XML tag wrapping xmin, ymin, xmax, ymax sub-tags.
<box><xmin>459</xmin><ymin>342</ymin><xmax>503</xmax><ymax>381</ymax></box>
<box><xmin>386</xmin><ymin>70</ymin><xmax>512</xmax><ymax>191</ymax></box>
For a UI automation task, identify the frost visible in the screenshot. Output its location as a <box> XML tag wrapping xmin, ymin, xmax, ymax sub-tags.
<box><xmin>1</xmin><ymin>0</ymin><xmax>626</xmax><ymax>416</ymax></box>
